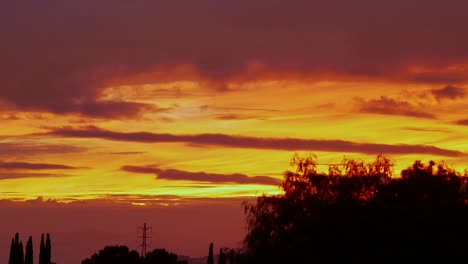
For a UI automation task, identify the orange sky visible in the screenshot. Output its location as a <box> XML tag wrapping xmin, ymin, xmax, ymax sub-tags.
<box><xmin>1</xmin><ymin>0</ymin><xmax>468</xmax><ymax>262</ymax></box>
<box><xmin>1</xmin><ymin>79</ymin><xmax>467</xmax><ymax>203</ymax></box>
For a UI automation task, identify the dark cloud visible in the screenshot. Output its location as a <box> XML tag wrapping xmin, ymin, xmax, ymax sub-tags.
<box><xmin>431</xmin><ymin>85</ymin><xmax>466</xmax><ymax>101</ymax></box>
<box><xmin>121</xmin><ymin>165</ymin><xmax>280</xmax><ymax>185</ymax></box>
<box><xmin>454</xmin><ymin>119</ymin><xmax>468</xmax><ymax>126</ymax></box>
<box><xmin>215</xmin><ymin>114</ymin><xmax>261</xmax><ymax>120</ymax></box>
<box><xmin>407</xmin><ymin>72</ymin><xmax>468</xmax><ymax>84</ymax></box>
<box><xmin>62</xmin><ymin>100</ymin><xmax>158</xmax><ymax>119</ymax></box>
<box><xmin>357</xmin><ymin>96</ymin><xmax>436</xmax><ymax>119</ymax></box>
<box><xmin>0</xmin><ymin>142</ymin><xmax>85</xmax><ymax>158</ymax></box>
<box><xmin>200</xmin><ymin>105</ymin><xmax>279</xmax><ymax>112</ymax></box>
<box><xmin>0</xmin><ymin>161</ymin><xmax>75</xmax><ymax>170</ymax></box>
<box><xmin>110</xmin><ymin>151</ymin><xmax>146</xmax><ymax>155</ymax></box>
<box><xmin>45</xmin><ymin>126</ymin><xmax>465</xmax><ymax>157</ymax></box>
<box><xmin>1</xmin><ymin>100</ymin><xmax>157</xmax><ymax>119</ymax></box>
<box><xmin>1</xmin><ymin>0</ymin><xmax>468</xmax><ymax>116</ymax></box>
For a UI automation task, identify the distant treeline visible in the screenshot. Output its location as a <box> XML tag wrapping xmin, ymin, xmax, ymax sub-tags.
<box><xmin>81</xmin><ymin>242</ymin><xmax>239</xmax><ymax>264</ymax></box>
<box><xmin>241</xmin><ymin>154</ymin><xmax>468</xmax><ymax>263</ymax></box>
<box><xmin>81</xmin><ymin>246</ymin><xmax>188</xmax><ymax>264</ymax></box>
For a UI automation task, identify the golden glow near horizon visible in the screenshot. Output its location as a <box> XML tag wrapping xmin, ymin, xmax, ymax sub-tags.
<box><xmin>1</xmin><ymin>78</ymin><xmax>467</xmax><ymax>204</ymax></box>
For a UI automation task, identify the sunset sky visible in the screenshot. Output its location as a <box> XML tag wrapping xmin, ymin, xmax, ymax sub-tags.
<box><xmin>1</xmin><ymin>0</ymin><xmax>468</xmax><ymax>263</ymax></box>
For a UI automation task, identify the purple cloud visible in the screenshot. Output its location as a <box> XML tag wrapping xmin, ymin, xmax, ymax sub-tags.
<box><xmin>357</xmin><ymin>96</ymin><xmax>435</xmax><ymax>119</ymax></box>
<box><xmin>44</xmin><ymin>126</ymin><xmax>465</xmax><ymax>157</ymax></box>
<box><xmin>1</xmin><ymin>0</ymin><xmax>468</xmax><ymax>117</ymax></box>
<box><xmin>0</xmin><ymin>161</ymin><xmax>76</xmax><ymax>170</ymax></box>
<box><xmin>431</xmin><ymin>85</ymin><xmax>466</xmax><ymax>101</ymax></box>
<box><xmin>0</xmin><ymin>142</ymin><xmax>85</xmax><ymax>158</ymax></box>
<box><xmin>121</xmin><ymin>165</ymin><xmax>281</xmax><ymax>185</ymax></box>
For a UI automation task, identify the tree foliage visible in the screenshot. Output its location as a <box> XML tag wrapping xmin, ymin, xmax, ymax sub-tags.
<box><xmin>242</xmin><ymin>155</ymin><xmax>468</xmax><ymax>263</ymax></box>
<box><xmin>81</xmin><ymin>246</ymin><xmax>187</xmax><ymax>264</ymax></box>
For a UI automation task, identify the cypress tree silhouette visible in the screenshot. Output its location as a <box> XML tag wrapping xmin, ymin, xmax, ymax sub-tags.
<box><xmin>229</xmin><ymin>250</ymin><xmax>234</xmax><ymax>264</ymax></box>
<box><xmin>9</xmin><ymin>238</ymin><xmax>14</xmax><ymax>264</ymax></box>
<box><xmin>218</xmin><ymin>249</ymin><xmax>225</xmax><ymax>264</ymax></box>
<box><xmin>25</xmin><ymin>236</ymin><xmax>33</xmax><ymax>264</ymax></box>
<box><xmin>39</xmin><ymin>234</ymin><xmax>45</xmax><ymax>264</ymax></box>
<box><xmin>45</xmin><ymin>234</ymin><xmax>51</xmax><ymax>264</ymax></box>
<box><xmin>207</xmin><ymin>243</ymin><xmax>214</xmax><ymax>264</ymax></box>
<box><xmin>14</xmin><ymin>233</ymin><xmax>20</xmax><ymax>264</ymax></box>
<box><xmin>19</xmin><ymin>242</ymin><xmax>24</xmax><ymax>264</ymax></box>
<box><xmin>9</xmin><ymin>233</ymin><xmax>25</xmax><ymax>264</ymax></box>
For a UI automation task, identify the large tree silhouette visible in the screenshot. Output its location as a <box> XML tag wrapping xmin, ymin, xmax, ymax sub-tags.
<box><xmin>242</xmin><ymin>154</ymin><xmax>468</xmax><ymax>263</ymax></box>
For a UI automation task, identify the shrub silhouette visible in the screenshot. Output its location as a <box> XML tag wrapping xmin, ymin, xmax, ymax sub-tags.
<box><xmin>81</xmin><ymin>246</ymin><xmax>187</xmax><ymax>264</ymax></box>
<box><xmin>242</xmin><ymin>155</ymin><xmax>468</xmax><ymax>263</ymax></box>
<box><xmin>145</xmin><ymin>248</ymin><xmax>186</xmax><ymax>264</ymax></box>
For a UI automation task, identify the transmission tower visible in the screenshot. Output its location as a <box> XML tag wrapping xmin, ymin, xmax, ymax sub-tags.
<box><xmin>137</xmin><ymin>222</ymin><xmax>152</xmax><ymax>258</ymax></box>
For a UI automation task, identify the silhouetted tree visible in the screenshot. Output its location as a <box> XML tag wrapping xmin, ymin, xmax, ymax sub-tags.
<box><xmin>9</xmin><ymin>233</ymin><xmax>25</xmax><ymax>264</ymax></box>
<box><xmin>39</xmin><ymin>233</ymin><xmax>51</xmax><ymax>264</ymax></box>
<box><xmin>207</xmin><ymin>243</ymin><xmax>214</xmax><ymax>264</ymax></box>
<box><xmin>19</xmin><ymin>242</ymin><xmax>24</xmax><ymax>264</ymax></box>
<box><xmin>81</xmin><ymin>246</ymin><xmax>186</xmax><ymax>264</ymax></box>
<box><xmin>39</xmin><ymin>234</ymin><xmax>44</xmax><ymax>264</ymax></box>
<box><xmin>145</xmin><ymin>248</ymin><xmax>187</xmax><ymax>264</ymax></box>
<box><xmin>25</xmin><ymin>236</ymin><xmax>33</xmax><ymax>264</ymax></box>
<box><xmin>45</xmin><ymin>234</ymin><xmax>51</xmax><ymax>264</ymax></box>
<box><xmin>242</xmin><ymin>155</ymin><xmax>468</xmax><ymax>263</ymax></box>
<box><xmin>81</xmin><ymin>245</ymin><xmax>141</xmax><ymax>264</ymax></box>
<box><xmin>9</xmin><ymin>238</ymin><xmax>15</xmax><ymax>264</ymax></box>
<box><xmin>218</xmin><ymin>249</ymin><xmax>225</xmax><ymax>264</ymax></box>
<box><xmin>229</xmin><ymin>249</ymin><xmax>235</xmax><ymax>264</ymax></box>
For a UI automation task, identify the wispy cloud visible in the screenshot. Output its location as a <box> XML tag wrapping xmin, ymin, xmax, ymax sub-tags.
<box><xmin>356</xmin><ymin>96</ymin><xmax>435</xmax><ymax>119</ymax></box>
<box><xmin>0</xmin><ymin>161</ymin><xmax>76</xmax><ymax>170</ymax></box>
<box><xmin>431</xmin><ymin>85</ymin><xmax>466</xmax><ymax>101</ymax></box>
<box><xmin>214</xmin><ymin>114</ymin><xmax>263</xmax><ymax>120</ymax></box>
<box><xmin>44</xmin><ymin>126</ymin><xmax>465</xmax><ymax>157</ymax></box>
<box><xmin>121</xmin><ymin>165</ymin><xmax>281</xmax><ymax>185</ymax></box>
<box><xmin>0</xmin><ymin>142</ymin><xmax>85</xmax><ymax>158</ymax></box>
<box><xmin>454</xmin><ymin>119</ymin><xmax>468</xmax><ymax>126</ymax></box>
<box><xmin>110</xmin><ymin>151</ymin><xmax>146</xmax><ymax>155</ymax></box>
